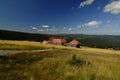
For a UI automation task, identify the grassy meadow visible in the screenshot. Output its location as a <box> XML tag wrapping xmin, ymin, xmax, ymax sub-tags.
<box><xmin>0</xmin><ymin>40</ymin><xmax>120</xmax><ymax>80</ymax></box>
<box><xmin>0</xmin><ymin>40</ymin><xmax>69</xmax><ymax>50</ymax></box>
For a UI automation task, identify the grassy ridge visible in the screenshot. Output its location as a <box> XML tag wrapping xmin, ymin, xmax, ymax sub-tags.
<box><xmin>0</xmin><ymin>40</ymin><xmax>50</xmax><ymax>50</ymax></box>
<box><xmin>0</xmin><ymin>40</ymin><xmax>70</xmax><ymax>50</ymax></box>
<box><xmin>0</xmin><ymin>40</ymin><xmax>120</xmax><ymax>80</ymax></box>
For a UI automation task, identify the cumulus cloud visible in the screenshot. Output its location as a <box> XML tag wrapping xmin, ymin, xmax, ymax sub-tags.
<box><xmin>77</xmin><ymin>21</ymin><xmax>101</xmax><ymax>28</ymax></box>
<box><xmin>42</xmin><ymin>25</ymin><xmax>57</xmax><ymax>32</ymax></box>
<box><xmin>86</xmin><ymin>21</ymin><xmax>101</xmax><ymax>27</ymax></box>
<box><xmin>30</xmin><ymin>26</ymin><xmax>37</xmax><ymax>30</ymax></box>
<box><xmin>30</xmin><ymin>25</ymin><xmax>58</xmax><ymax>33</ymax></box>
<box><xmin>32</xmin><ymin>27</ymin><xmax>37</xmax><ymax>30</ymax></box>
<box><xmin>68</xmin><ymin>28</ymin><xmax>72</xmax><ymax>31</ymax></box>
<box><xmin>50</xmin><ymin>28</ymin><xmax>56</xmax><ymax>31</ymax></box>
<box><xmin>79</xmin><ymin>0</ymin><xmax>94</xmax><ymax>7</ymax></box>
<box><xmin>104</xmin><ymin>1</ymin><xmax>120</xmax><ymax>14</ymax></box>
<box><xmin>63</xmin><ymin>27</ymin><xmax>66</xmax><ymax>30</ymax></box>
<box><xmin>46</xmin><ymin>29</ymin><xmax>49</xmax><ymax>31</ymax></box>
<box><xmin>42</xmin><ymin>25</ymin><xmax>49</xmax><ymax>28</ymax></box>
<box><xmin>62</xmin><ymin>27</ymin><xmax>73</xmax><ymax>31</ymax></box>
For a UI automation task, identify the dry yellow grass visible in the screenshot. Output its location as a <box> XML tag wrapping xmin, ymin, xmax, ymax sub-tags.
<box><xmin>0</xmin><ymin>40</ymin><xmax>44</xmax><ymax>46</ymax></box>
<box><xmin>0</xmin><ymin>40</ymin><xmax>49</xmax><ymax>50</ymax></box>
<box><xmin>0</xmin><ymin>40</ymin><xmax>120</xmax><ymax>53</ymax></box>
<box><xmin>0</xmin><ymin>40</ymin><xmax>120</xmax><ymax>80</ymax></box>
<box><xmin>81</xmin><ymin>47</ymin><xmax>120</xmax><ymax>54</ymax></box>
<box><xmin>0</xmin><ymin>40</ymin><xmax>74</xmax><ymax>50</ymax></box>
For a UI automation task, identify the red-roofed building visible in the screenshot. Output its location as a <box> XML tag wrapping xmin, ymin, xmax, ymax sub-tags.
<box><xmin>43</xmin><ymin>38</ymin><xmax>80</xmax><ymax>48</ymax></box>
<box><xmin>49</xmin><ymin>38</ymin><xmax>67</xmax><ymax>45</ymax></box>
<box><xmin>69</xmin><ymin>39</ymin><xmax>80</xmax><ymax>48</ymax></box>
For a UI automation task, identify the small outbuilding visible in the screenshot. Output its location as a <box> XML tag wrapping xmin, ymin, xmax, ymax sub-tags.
<box><xmin>69</xmin><ymin>39</ymin><xmax>80</xmax><ymax>48</ymax></box>
<box><xmin>42</xmin><ymin>40</ymin><xmax>49</xmax><ymax>44</ymax></box>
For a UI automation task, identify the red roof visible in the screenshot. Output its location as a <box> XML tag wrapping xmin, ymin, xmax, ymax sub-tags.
<box><xmin>49</xmin><ymin>38</ymin><xmax>66</xmax><ymax>44</ymax></box>
<box><xmin>70</xmin><ymin>39</ymin><xmax>80</xmax><ymax>45</ymax></box>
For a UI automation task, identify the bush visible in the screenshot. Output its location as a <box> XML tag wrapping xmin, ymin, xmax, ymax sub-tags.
<box><xmin>68</xmin><ymin>55</ymin><xmax>86</xmax><ymax>66</ymax></box>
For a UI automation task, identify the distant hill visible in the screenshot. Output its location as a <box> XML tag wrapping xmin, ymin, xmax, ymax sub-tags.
<box><xmin>1</xmin><ymin>29</ymin><xmax>120</xmax><ymax>49</ymax></box>
<box><xmin>56</xmin><ymin>34</ymin><xmax>120</xmax><ymax>49</ymax></box>
<box><xmin>0</xmin><ymin>30</ymin><xmax>53</xmax><ymax>41</ymax></box>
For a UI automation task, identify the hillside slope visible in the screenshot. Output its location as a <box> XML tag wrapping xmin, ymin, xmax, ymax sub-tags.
<box><xmin>0</xmin><ymin>40</ymin><xmax>120</xmax><ymax>80</ymax></box>
<box><xmin>57</xmin><ymin>34</ymin><xmax>120</xmax><ymax>49</ymax></box>
<box><xmin>0</xmin><ymin>30</ymin><xmax>53</xmax><ymax>41</ymax></box>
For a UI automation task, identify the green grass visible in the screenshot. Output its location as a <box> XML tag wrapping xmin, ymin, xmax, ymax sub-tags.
<box><xmin>0</xmin><ymin>40</ymin><xmax>120</xmax><ymax>80</ymax></box>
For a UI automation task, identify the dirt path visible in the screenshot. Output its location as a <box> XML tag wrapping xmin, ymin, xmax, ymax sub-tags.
<box><xmin>0</xmin><ymin>49</ymin><xmax>54</xmax><ymax>56</ymax></box>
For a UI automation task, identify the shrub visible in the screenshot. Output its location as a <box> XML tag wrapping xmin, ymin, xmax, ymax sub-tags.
<box><xmin>68</xmin><ymin>55</ymin><xmax>86</xmax><ymax>66</ymax></box>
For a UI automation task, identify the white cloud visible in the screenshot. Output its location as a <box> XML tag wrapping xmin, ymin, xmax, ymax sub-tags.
<box><xmin>42</xmin><ymin>25</ymin><xmax>49</xmax><ymax>28</ymax></box>
<box><xmin>50</xmin><ymin>28</ymin><xmax>57</xmax><ymax>31</ymax></box>
<box><xmin>79</xmin><ymin>0</ymin><xmax>94</xmax><ymax>7</ymax></box>
<box><xmin>63</xmin><ymin>27</ymin><xmax>66</xmax><ymax>30</ymax></box>
<box><xmin>46</xmin><ymin>29</ymin><xmax>49</xmax><ymax>31</ymax></box>
<box><xmin>77</xmin><ymin>21</ymin><xmax>101</xmax><ymax>28</ymax></box>
<box><xmin>87</xmin><ymin>21</ymin><xmax>101</xmax><ymax>27</ymax></box>
<box><xmin>39</xmin><ymin>25</ymin><xmax>57</xmax><ymax>32</ymax></box>
<box><xmin>33</xmin><ymin>27</ymin><xmax>37</xmax><ymax>30</ymax></box>
<box><xmin>30</xmin><ymin>26</ymin><xmax>37</xmax><ymax>30</ymax></box>
<box><xmin>30</xmin><ymin>25</ymin><xmax>58</xmax><ymax>33</ymax></box>
<box><xmin>104</xmin><ymin>1</ymin><xmax>120</xmax><ymax>15</ymax></box>
<box><xmin>68</xmin><ymin>28</ymin><xmax>72</xmax><ymax>31</ymax></box>
<box><xmin>62</xmin><ymin>27</ymin><xmax>73</xmax><ymax>31</ymax></box>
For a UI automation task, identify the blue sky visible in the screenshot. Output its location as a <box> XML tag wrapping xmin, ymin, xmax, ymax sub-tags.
<box><xmin>0</xmin><ymin>0</ymin><xmax>120</xmax><ymax>35</ymax></box>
